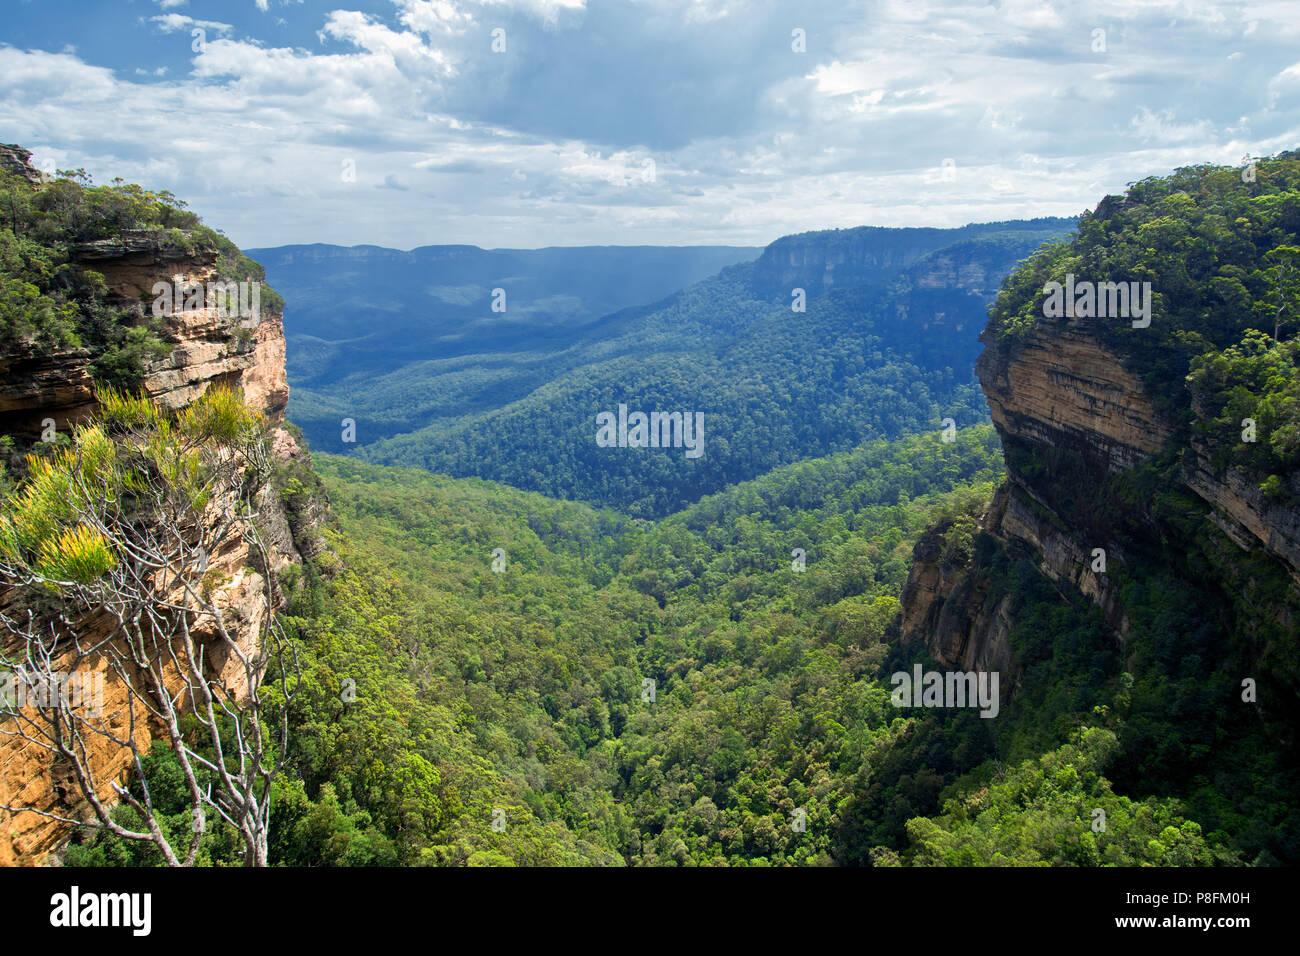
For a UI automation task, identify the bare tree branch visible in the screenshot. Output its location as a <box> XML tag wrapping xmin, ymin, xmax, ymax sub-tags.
<box><xmin>0</xmin><ymin>389</ymin><xmax>300</xmax><ymax>866</ymax></box>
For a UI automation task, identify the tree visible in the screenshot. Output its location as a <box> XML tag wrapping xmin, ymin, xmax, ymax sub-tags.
<box><xmin>1262</xmin><ymin>245</ymin><xmax>1300</xmax><ymax>342</ymax></box>
<box><xmin>0</xmin><ymin>387</ymin><xmax>299</xmax><ymax>866</ymax></box>
<box><xmin>900</xmin><ymin>728</ymin><xmax>1233</xmax><ymax>866</ymax></box>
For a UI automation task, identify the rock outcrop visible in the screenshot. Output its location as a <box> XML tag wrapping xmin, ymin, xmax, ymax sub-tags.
<box><xmin>750</xmin><ymin>219</ymin><xmax>1075</xmax><ymax>298</ymax></box>
<box><xmin>0</xmin><ymin>145</ymin><xmax>43</xmax><ymax>185</ymax></box>
<box><xmin>0</xmin><ymin>147</ymin><xmax>323</xmax><ymax>864</ymax></box>
<box><xmin>898</xmin><ymin>509</ymin><xmax>1016</xmax><ymax>675</ymax></box>
<box><xmin>977</xmin><ymin>320</ymin><xmax>1173</xmax><ymax>473</ymax></box>
<box><xmin>900</xmin><ymin>265</ymin><xmax>1300</xmax><ymax>680</ymax></box>
<box><xmin>0</xmin><ymin>234</ymin><xmax>289</xmax><ymax>439</ymax></box>
<box><xmin>1184</xmin><ymin>443</ymin><xmax>1300</xmax><ymax>586</ymax></box>
<box><xmin>900</xmin><ymin>481</ymin><xmax>1132</xmax><ymax>676</ymax></box>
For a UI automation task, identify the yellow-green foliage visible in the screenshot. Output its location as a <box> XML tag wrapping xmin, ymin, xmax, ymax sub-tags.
<box><xmin>0</xmin><ymin>386</ymin><xmax>262</xmax><ymax>586</ymax></box>
<box><xmin>36</xmin><ymin>523</ymin><xmax>116</xmax><ymax>584</ymax></box>
<box><xmin>3</xmin><ymin>450</ymin><xmax>77</xmax><ymax>558</ymax></box>
<box><xmin>176</xmin><ymin>386</ymin><xmax>259</xmax><ymax>444</ymax></box>
<box><xmin>98</xmin><ymin>388</ymin><xmax>161</xmax><ymax>431</ymax></box>
<box><xmin>0</xmin><ymin>443</ymin><xmax>116</xmax><ymax>584</ymax></box>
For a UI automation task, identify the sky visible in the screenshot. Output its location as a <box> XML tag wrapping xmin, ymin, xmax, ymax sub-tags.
<box><xmin>1</xmin><ymin>0</ymin><xmax>1298</xmax><ymax>250</ymax></box>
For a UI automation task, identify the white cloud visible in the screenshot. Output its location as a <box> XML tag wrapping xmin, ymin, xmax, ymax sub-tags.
<box><xmin>1</xmin><ymin>0</ymin><xmax>1297</xmax><ymax>248</ymax></box>
<box><xmin>318</xmin><ymin>10</ymin><xmax>456</xmax><ymax>74</ymax></box>
<box><xmin>477</xmin><ymin>0</ymin><xmax>586</xmax><ymax>21</ymax></box>
<box><xmin>1271</xmin><ymin>62</ymin><xmax>1300</xmax><ymax>87</ymax></box>
<box><xmin>394</xmin><ymin>0</ymin><xmax>478</xmax><ymax>35</ymax></box>
<box><xmin>1130</xmin><ymin>106</ymin><xmax>1215</xmax><ymax>144</ymax></box>
<box><xmin>150</xmin><ymin>14</ymin><xmax>233</xmax><ymax>34</ymax></box>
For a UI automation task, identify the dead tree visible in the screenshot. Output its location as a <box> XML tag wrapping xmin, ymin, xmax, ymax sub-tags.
<box><xmin>0</xmin><ymin>389</ymin><xmax>299</xmax><ymax>866</ymax></box>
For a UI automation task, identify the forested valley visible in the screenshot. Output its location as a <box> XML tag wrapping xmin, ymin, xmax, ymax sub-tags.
<box><xmin>264</xmin><ymin>220</ymin><xmax>1073</xmax><ymax>515</ymax></box>
<box><xmin>64</xmin><ymin>426</ymin><xmax>1235</xmax><ymax>866</ymax></box>
<box><xmin>3</xmin><ymin>149</ymin><xmax>1298</xmax><ymax>868</ymax></box>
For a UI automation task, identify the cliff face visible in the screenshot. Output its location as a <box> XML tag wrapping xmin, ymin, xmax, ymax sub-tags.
<box><xmin>1184</xmin><ymin>443</ymin><xmax>1300</xmax><ymax>586</ymax></box>
<box><xmin>750</xmin><ymin>220</ymin><xmax>1075</xmax><ymax>298</ymax></box>
<box><xmin>900</xmin><ymin>482</ymin><xmax>1132</xmax><ymax>677</ymax></box>
<box><xmin>897</xmin><ymin>506</ymin><xmax>1016</xmax><ymax>675</ymax></box>
<box><xmin>977</xmin><ymin>321</ymin><xmax>1172</xmax><ymax>473</ymax></box>
<box><xmin>0</xmin><ymin>145</ymin><xmax>43</xmax><ymax>185</ymax></box>
<box><xmin>0</xmin><ymin>511</ymin><xmax>282</xmax><ymax>863</ymax></box>
<box><xmin>900</xmin><ymin>290</ymin><xmax>1300</xmax><ymax>679</ymax></box>
<box><xmin>754</xmin><ymin>227</ymin><xmax>949</xmax><ymax>296</ymax></box>
<box><xmin>0</xmin><ymin>234</ymin><xmax>289</xmax><ymax>439</ymax></box>
<box><xmin>0</xmin><ymin>149</ymin><xmax>322</xmax><ymax>864</ymax></box>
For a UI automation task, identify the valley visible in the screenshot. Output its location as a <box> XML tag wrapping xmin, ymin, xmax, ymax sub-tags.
<box><xmin>1</xmin><ymin>145</ymin><xmax>1298</xmax><ymax>869</ymax></box>
<box><xmin>258</xmin><ymin>218</ymin><xmax>1074</xmax><ymax>515</ymax></box>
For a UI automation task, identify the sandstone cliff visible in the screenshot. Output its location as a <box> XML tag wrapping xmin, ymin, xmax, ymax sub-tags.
<box><xmin>0</xmin><ymin>145</ymin><xmax>43</xmax><ymax>185</ymax></box>
<box><xmin>0</xmin><ymin>148</ymin><xmax>326</xmax><ymax>864</ymax></box>
<box><xmin>0</xmin><ymin>231</ymin><xmax>288</xmax><ymax>439</ymax></box>
<box><xmin>750</xmin><ymin>219</ymin><xmax>1074</xmax><ymax>298</ymax></box>
<box><xmin>900</xmin><ymin>235</ymin><xmax>1300</xmax><ymax>683</ymax></box>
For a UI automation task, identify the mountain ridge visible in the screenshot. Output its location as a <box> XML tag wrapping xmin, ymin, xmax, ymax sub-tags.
<box><xmin>284</xmin><ymin>217</ymin><xmax>1076</xmax><ymax>515</ymax></box>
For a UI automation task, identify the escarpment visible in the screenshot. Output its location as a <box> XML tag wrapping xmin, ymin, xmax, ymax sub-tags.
<box><xmin>977</xmin><ymin>321</ymin><xmax>1173</xmax><ymax>474</ymax></box>
<box><xmin>899</xmin><ymin>481</ymin><xmax>1133</xmax><ymax>679</ymax></box>
<box><xmin>898</xmin><ymin>311</ymin><xmax>1172</xmax><ymax>674</ymax></box>
<box><xmin>751</xmin><ymin>219</ymin><xmax>1075</xmax><ymax>298</ymax></box>
<box><xmin>1184</xmin><ymin>443</ymin><xmax>1300</xmax><ymax>586</ymax></box>
<box><xmin>0</xmin><ymin>232</ymin><xmax>289</xmax><ymax>440</ymax></box>
<box><xmin>903</xmin><ymin>312</ymin><xmax>1300</xmax><ymax>675</ymax></box>
<box><xmin>901</xmin><ymin>168</ymin><xmax>1300</xmax><ymax>689</ymax></box>
<box><xmin>0</xmin><ymin>147</ymin><xmax>328</xmax><ymax>864</ymax></box>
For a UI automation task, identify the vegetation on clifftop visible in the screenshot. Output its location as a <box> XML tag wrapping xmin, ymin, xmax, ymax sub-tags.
<box><xmin>0</xmin><ymin>163</ymin><xmax>282</xmax><ymax>387</ymax></box>
<box><xmin>986</xmin><ymin>150</ymin><xmax>1300</xmax><ymax>491</ymax></box>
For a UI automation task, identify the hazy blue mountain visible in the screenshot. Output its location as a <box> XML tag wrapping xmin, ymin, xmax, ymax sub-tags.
<box><xmin>261</xmin><ymin>219</ymin><xmax>1075</xmax><ymax>514</ymax></box>
<box><xmin>248</xmin><ymin>242</ymin><xmax>760</xmax><ymax>374</ymax></box>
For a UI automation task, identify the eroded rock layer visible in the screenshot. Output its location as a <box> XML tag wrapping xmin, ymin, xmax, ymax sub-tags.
<box><xmin>0</xmin><ymin>148</ymin><xmax>316</xmax><ymax>864</ymax></box>
<box><xmin>902</xmin><ymin>305</ymin><xmax>1300</xmax><ymax>681</ymax></box>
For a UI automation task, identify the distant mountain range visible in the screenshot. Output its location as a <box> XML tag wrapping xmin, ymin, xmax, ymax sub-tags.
<box><xmin>246</xmin><ymin>242</ymin><xmax>760</xmax><ymax>368</ymax></box>
<box><xmin>253</xmin><ymin>219</ymin><xmax>1076</xmax><ymax>515</ymax></box>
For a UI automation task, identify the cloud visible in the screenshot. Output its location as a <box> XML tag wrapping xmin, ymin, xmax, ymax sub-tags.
<box><xmin>150</xmin><ymin>14</ymin><xmax>233</xmax><ymax>34</ymax></box>
<box><xmin>1130</xmin><ymin>106</ymin><xmax>1215</xmax><ymax>144</ymax></box>
<box><xmin>1270</xmin><ymin>61</ymin><xmax>1300</xmax><ymax>102</ymax></box>
<box><xmin>1</xmin><ymin>0</ymin><xmax>1297</xmax><ymax>249</ymax></box>
<box><xmin>416</xmin><ymin>158</ymin><xmax>492</xmax><ymax>173</ymax></box>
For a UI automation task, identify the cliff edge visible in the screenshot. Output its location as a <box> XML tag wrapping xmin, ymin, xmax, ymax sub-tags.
<box><xmin>0</xmin><ymin>146</ymin><xmax>329</xmax><ymax>864</ymax></box>
<box><xmin>899</xmin><ymin>155</ymin><xmax>1300</xmax><ymax>740</ymax></box>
